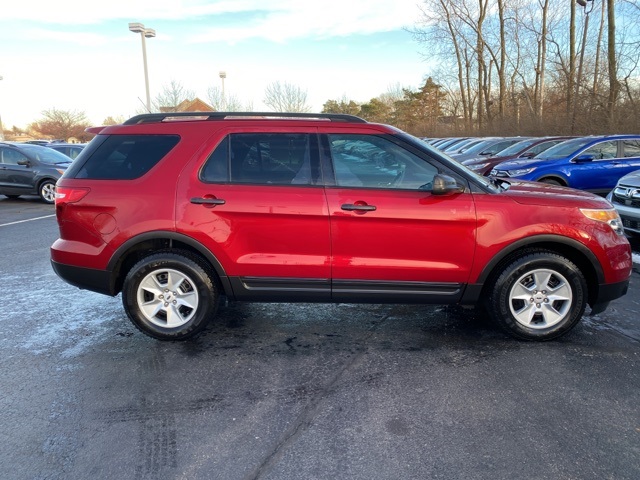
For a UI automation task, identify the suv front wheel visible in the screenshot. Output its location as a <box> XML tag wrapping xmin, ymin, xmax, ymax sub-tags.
<box><xmin>122</xmin><ymin>251</ymin><xmax>218</xmax><ymax>340</ymax></box>
<box><xmin>487</xmin><ymin>250</ymin><xmax>587</xmax><ymax>341</ymax></box>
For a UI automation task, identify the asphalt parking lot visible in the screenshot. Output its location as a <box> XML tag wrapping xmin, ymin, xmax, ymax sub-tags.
<box><xmin>1</xmin><ymin>196</ymin><xmax>639</xmax><ymax>480</ymax></box>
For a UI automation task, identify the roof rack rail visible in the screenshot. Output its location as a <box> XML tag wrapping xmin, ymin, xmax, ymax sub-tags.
<box><xmin>123</xmin><ymin>111</ymin><xmax>367</xmax><ymax>125</ymax></box>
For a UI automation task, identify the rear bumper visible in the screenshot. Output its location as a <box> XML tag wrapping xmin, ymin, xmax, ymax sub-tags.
<box><xmin>51</xmin><ymin>260</ymin><xmax>115</xmax><ymax>296</ymax></box>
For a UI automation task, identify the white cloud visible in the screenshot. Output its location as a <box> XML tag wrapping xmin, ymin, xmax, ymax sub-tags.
<box><xmin>4</xmin><ymin>1</ymin><xmax>419</xmax><ymax>41</ymax></box>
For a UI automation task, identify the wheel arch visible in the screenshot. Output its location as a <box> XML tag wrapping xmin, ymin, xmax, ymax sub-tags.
<box><xmin>464</xmin><ymin>235</ymin><xmax>604</xmax><ymax>307</ymax></box>
<box><xmin>106</xmin><ymin>231</ymin><xmax>233</xmax><ymax>297</ymax></box>
<box><xmin>534</xmin><ymin>174</ymin><xmax>568</xmax><ymax>186</ymax></box>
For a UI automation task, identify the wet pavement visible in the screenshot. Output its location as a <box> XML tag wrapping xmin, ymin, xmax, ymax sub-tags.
<box><xmin>1</xmin><ymin>197</ymin><xmax>639</xmax><ymax>479</ymax></box>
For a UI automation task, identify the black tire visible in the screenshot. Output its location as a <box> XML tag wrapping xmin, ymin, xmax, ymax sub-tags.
<box><xmin>539</xmin><ymin>177</ymin><xmax>563</xmax><ymax>186</ymax></box>
<box><xmin>122</xmin><ymin>251</ymin><xmax>218</xmax><ymax>340</ymax></box>
<box><xmin>38</xmin><ymin>180</ymin><xmax>56</xmax><ymax>204</ymax></box>
<box><xmin>486</xmin><ymin>250</ymin><xmax>587</xmax><ymax>341</ymax></box>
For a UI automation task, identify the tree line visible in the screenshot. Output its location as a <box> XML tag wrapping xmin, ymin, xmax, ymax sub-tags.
<box><xmin>408</xmin><ymin>0</ymin><xmax>640</xmax><ymax>136</ymax></box>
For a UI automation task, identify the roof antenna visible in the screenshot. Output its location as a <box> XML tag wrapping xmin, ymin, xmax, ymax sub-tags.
<box><xmin>137</xmin><ymin>97</ymin><xmax>152</xmax><ymax>113</ymax></box>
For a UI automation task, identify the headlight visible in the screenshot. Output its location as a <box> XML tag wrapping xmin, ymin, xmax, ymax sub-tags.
<box><xmin>468</xmin><ymin>163</ymin><xmax>489</xmax><ymax>171</ymax></box>
<box><xmin>508</xmin><ymin>167</ymin><xmax>536</xmax><ymax>177</ymax></box>
<box><xmin>580</xmin><ymin>208</ymin><xmax>625</xmax><ymax>235</ymax></box>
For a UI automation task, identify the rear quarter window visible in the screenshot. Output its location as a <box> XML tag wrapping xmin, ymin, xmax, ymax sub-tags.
<box><xmin>65</xmin><ymin>134</ymin><xmax>180</xmax><ymax>179</ymax></box>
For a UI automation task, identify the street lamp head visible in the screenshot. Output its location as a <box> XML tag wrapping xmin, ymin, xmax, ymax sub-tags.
<box><xmin>144</xmin><ymin>29</ymin><xmax>156</xmax><ymax>38</ymax></box>
<box><xmin>128</xmin><ymin>22</ymin><xmax>146</xmax><ymax>33</ymax></box>
<box><xmin>219</xmin><ymin>71</ymin><xmax>227</xmax><ymax>79</ymax></box>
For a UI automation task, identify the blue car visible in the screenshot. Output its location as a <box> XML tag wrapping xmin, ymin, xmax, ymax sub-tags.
<box><xmin>490</xmin><ymin>135</ymin><xmax>640</xmax><ymax>195</ymax></box>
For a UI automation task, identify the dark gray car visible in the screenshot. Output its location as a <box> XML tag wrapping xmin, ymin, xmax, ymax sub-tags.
<box><xmin>0</xmin><ymin>142</ymin><xmax>72</xmax><ymax>203</ymax></box>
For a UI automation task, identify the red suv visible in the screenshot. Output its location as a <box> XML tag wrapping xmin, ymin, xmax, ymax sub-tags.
<box><xmin>51</xmin><ymin>112</ymin><xmax>632</xmax><ymax>341</ymax></box>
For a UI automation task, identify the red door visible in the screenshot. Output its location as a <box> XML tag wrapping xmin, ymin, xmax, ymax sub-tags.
<box><xmin>176</xmin><ymin>128</ymin><xmax>331</xmax><ymax>300</ymax></box>
<box><xmin>320</xmin><ymin>131</ymin><xmax>477</xmax><ymax>300</ymax></box>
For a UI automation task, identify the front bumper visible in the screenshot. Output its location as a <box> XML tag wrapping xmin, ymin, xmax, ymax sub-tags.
<box><xmin>589</xmin><ymin>279</ymin><xmax>630</xmax><ymax>315</ymax></box>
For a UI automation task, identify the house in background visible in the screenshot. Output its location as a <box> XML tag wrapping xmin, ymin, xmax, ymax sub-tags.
<box><xmin>159</xmin><ymin>98</ymin><xmax>214</xmax><ymax>113</ymax></box>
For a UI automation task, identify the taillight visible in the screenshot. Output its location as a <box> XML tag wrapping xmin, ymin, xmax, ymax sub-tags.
<box><xmin>55</xmin><ymin>187</ymin><xmax>90</xmax><ymax>205</ymax></box>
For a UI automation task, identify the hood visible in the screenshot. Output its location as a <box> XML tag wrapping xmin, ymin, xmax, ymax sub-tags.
<box><xmin>495</xmin><ymin>158</ymin><xmax>548</xmax><ymax>170</ymax></box>
<box><xmin>617</xmin><ymin>169</ymin><xmax>640</xmax><ymax>187</ymax></box>
<box><xmin>500</xmin><ymin>179</ymin><xmax>612</xmax><ymax>208</ymax></box>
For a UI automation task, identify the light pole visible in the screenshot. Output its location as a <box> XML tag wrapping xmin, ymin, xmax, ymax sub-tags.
<box><xmin>128</xmin><ymin>22</ymin><xmax>156</xmax><ymax>112</ymax></box>
<box><xmin>219</xmin><ymin>71</ymin><xmax>226</xmax><ymax>110</ymax></box>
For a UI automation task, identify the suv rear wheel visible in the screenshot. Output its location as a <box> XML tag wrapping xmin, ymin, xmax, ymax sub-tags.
<box><xmin>122</xmin><ymin>251</ymin><xmax>218</xmax><ymax>340</ymax></box>
<box><xmin>487</xmin><ymin>250</ymin><xmax>587</xmax><ymax>341</ymax></box>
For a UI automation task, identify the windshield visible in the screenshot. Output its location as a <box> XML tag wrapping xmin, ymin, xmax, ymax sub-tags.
<box><xmin>457</xmin><ymin>139</ymin><xmax>497</xmax><ymax>155</ymax></box>
<box><xmin>443</xmin><ymin>138</ymin><xmax>475</xmax><ymax>152</ymax></box>
<box><xmin>20</xmin><ymin>145</ymin><xmax>72</xmax><ymax>164</ymax></box>
<box><xmin>533</xmin><ymin>137</ymin><xmax>596</xmax><ymax>160</ymax></box>
<box><xmin>495</xmin><ymin>138</ymin><xmax>540</xmax><ymax>156</ymax></box>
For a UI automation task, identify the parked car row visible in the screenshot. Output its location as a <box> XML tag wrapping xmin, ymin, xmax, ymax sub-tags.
<box><xmin>0</xmin><ymin>141</ymin><xmax>86</xmax><ymax>203</ymax></box>
<box><xmin>427</xmin><ymin>134</ymin><xmax>640</xmax><ymax>237</ymax></box>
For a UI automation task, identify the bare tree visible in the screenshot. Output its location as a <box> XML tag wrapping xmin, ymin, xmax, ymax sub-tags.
<box><xmin>206</xmin><ymin>86</ymin><xmax>244</xmax><ymax>111</ymax></box>
<box><xmin>263</xmin><ymin>82</ymin><xmax>311</xmax><ymax>112</ymax></box>
<box><xmin>153</xmin><ymin>80</ymin><xmax>195</xmax><ymax>112</ymax></box>
<box><xmin>607</xmin><ymin>0</ymin><xmax>619</xmax><ymax>128</ymax></box>
<box><xmin>30</xmin><ymin>109</ymin><xmax>92</xmax><ymax>141</ymax></box>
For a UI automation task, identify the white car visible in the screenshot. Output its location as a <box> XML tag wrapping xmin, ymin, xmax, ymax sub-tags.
<box><xmin>607</xmin><ymin>169</ymin><xmax>640</xmax><ymax>237</ymax></box>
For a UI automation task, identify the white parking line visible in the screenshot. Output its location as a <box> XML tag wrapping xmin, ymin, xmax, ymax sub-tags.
<box><xmin>633</xmin><ymin>253</ymin><xmax>640</xmax><ymax>265</ymax></box>
<box><xmin>0</xmin><ymin>214</ymin><xmax>56</xmax><ymax>228</ymax></box>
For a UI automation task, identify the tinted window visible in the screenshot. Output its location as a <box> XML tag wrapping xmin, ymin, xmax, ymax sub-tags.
<box><xmin>327</xmin><ymin>134</ymin><xmax>438</xmax><ymax>190</ymax></box>
<box><xmin>583</xmin><ymin>141</ymin><xmax>618</xmax><ymax>160</ymax></box>
<box><xmin>0</xmin><ymin>148</ymin><xmax>28</xmax><ymax>165</ymax></box>
<box><xmin>622</xmin><ymin>140</ymin><xmax>640</xmax><ymax>158</ymax></box>
<box><xmin>69</xmin><ymin>135</ymin><xmax>179</xmax><ymax>179</ymax></box>
<box><xmin>201</xmin><ymin>133</ymin><xmax>316</xmax><ymax>185</ymax></box>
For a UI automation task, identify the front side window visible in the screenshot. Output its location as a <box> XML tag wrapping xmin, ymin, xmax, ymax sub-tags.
<box><xmin>582</xmin><ymin>141</ymin><xmax>618</xmax><ymax>160</ymax></box>
<box><xmin>68</xmin><ymin>135</ymin><xmax>180</xmax><ymax>180</ymax></box>
<box><xmin>0</xmin><ymin>148</ymin><xmax>28</xmax><ymax>165</ymax></box>
<box><xmin>201</xmin><ymin>133</ymin><xmax>316</xmax><ymax>185</ymax></box>
<box><xmin>326</xmin><ymin>134</ymin><xmax>438</xmax><ymax>190</ymax></box>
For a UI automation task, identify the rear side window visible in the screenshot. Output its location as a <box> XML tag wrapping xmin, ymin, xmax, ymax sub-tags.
<box><xmin>200</xmin><ymin>133</ymin><xmax>317</xmax><ymax>185</ymax></box>
<box><xmin>622</xmin><ymin>140</ymin><xmax>640</xmax><ymax>158</ymax></box>
<box><xmin>66</xmin><ymin>134</ymin><xmax>179</xmax><ymax>179</ymax></box>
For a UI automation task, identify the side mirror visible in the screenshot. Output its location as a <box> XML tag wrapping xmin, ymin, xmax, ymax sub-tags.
<box><xmin>17</xmin><ymin>159</ymin><xmax>31</xmax><ymax>167</ymax></box>
<box><xmin>573</xmin><ymin>154</ymin><xmax>595</xmax><ymax>163</ymax></box>
<box><xmin>432</xmin><ymin>174</ymin><xmax>465</xmax><ymax>195</ymax></box>
<box><xmin>520</xmin><ymin>152</ymin><xmax>535</xmax><ymax>159</ymax></box>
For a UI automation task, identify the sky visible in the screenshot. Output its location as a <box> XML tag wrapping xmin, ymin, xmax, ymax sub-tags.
<box><xmin>0</xmin><ymin>0</ymin><xmax>431</xmax><ymax>129</ymax></box>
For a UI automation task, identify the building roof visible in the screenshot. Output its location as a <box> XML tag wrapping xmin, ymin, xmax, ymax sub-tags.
<box><xmin>159</xmin><ymin>98</ymin><xmax>214</xmax><ymax>113</ymax></box>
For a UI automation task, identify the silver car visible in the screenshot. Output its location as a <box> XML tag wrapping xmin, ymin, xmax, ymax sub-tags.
<box><xmin>607</xmin><ymin>169</ymin><xmax>640</xmax><ymax>236</ymax></box>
